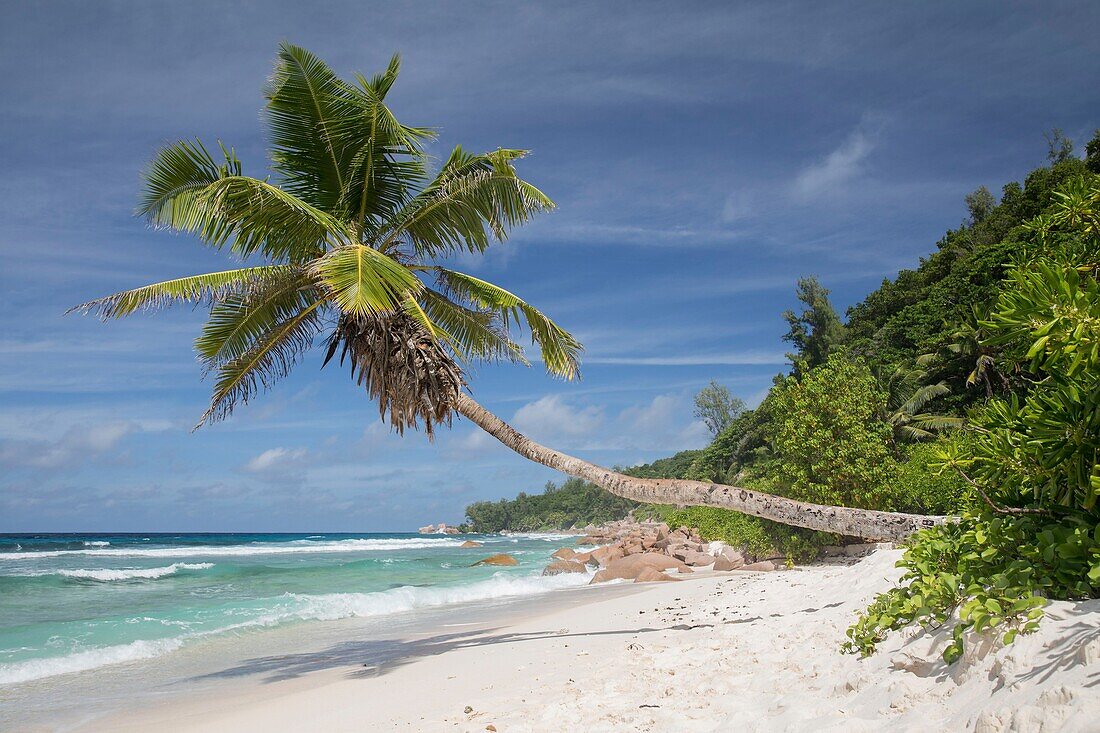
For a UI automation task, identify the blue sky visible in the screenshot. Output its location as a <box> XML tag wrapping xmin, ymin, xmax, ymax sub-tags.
<box><xmin>1</xmin><ymin>1</ymin><xmax>1097</xmax><ymax>531</ymax></box>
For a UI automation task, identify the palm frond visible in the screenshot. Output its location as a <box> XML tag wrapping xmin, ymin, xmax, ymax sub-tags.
<box><xmin>895</xmin><ymin>424</ymin><xmax>938</xmax><ymax>442</ymax></box>
<box><xmin>264</xmin><ymin>42</ymin><xmax>360</xmax><ymax>213</ymax></box>
<box><xmin>140</xmin><ymin>138</ymin><xmax>350</xmax><ymax>261</ymax></box>
<box><xmin>336</xmin><ymin>78</ymin><xmax>434</xmax><ymax>231</ymax></box>
<box><xmin>195</xmin><ymin>271</ymin><xmax>319</xmax><ymax>369</ymax></box>
<box><xmin>381</xmin><ymin>147</ymin><xmax>555</xmax><ymax>257</ymax></box>
<box><xmin>908</xmin><ymin>413</ymin><xmax>966</xmax><ymax>431</ymax></box>
<box><xmin>420</xmin><ymin>288</ymin><xmax>527</xmax><ymax>365</ymax></box>
<box><xmin>69</xmin><ymin>266</ymin><xmax>290</xmax><ymax>319</ymax></box>
<box><xmin>138</xmin><ymin>138</ymin><xmax>230</xmax><ymax>224</ymax></box>
<box><xmin>898</xmin><ymin>381</ymin><xmax>950</xmax><ymax>416</ymax></box>
<box><xmin>360</xmin><ymin>53</ymin><xmax>401</xmax><ymax>99</ymax></box>
<box><xmin>433</xmin><ymin>267</ymin><xmax>581</xmax><ymax>379</ymax></box>
<box><xmin>310</xmin><ymin>244</ymin><xmax>422</xmax><ymax>317</ymax></box>
<box><xmin>196</xmin><ymin>300</ymin><xmax>324</xmax><ymax>427</ymax></box>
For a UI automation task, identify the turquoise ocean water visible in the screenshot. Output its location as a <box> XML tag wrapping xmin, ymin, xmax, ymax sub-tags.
<box><xmin>0</xmin><ymin>532</ymin><xmax>589</xmax><ymax>690</ymax></box>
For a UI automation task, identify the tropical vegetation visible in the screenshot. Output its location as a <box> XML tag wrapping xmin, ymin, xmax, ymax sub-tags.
<box><xmin>74</xmin><ymin>41</ymin><xmax>1100</xmax><ymax>662</ymax></box>
<box><xmin>477</xmin><ymin>131</ymin><xmax>1100</xmax><ymax>662</ymax></box>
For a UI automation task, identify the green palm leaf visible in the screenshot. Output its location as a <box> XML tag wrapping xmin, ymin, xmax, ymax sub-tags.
<box><xmin>70</xmin><ymin>266</ymin><xmax>291</xmax><ymax>319</ymax></box>
<box><xmin>337</xmin><ymin>60</ymin><xmax>435</xmax><ymax>230</ymax></box>
<box><xmin>433</xmin><ymin>267</ymin><xmax>581</xmax><ymax>379</ymax></box>
<box><xmin>419</xmin><ymin>288</ymin><xmax>526</xmax><ymax>365</ymax></box>
<box><xmin>899</xmin><ymin>382</ymin><xmax>951</xmax><ymax>416</ymax></box>
<box><xmin>197</xmin><ymin>300</ymin><xmax>325</xmax><ymax>427</ymax></box>
<box><xmin>140</xmin><ymin>140</ymin><xmax>349</xmax><ymax>261</ymax></box>
<box><xmin>383</xmin><ymin>147</ymin><xmax>555</xmax><ymax>257</ymax></box>
<box><xmin>265</xmin><ymin>42</ymin><xmax>360</xmax><ymax>213</ymax></box>
<box><xmin>138</xmin><ymin>138</ymin><xmax>229</xmax><ymax>226</ymax></box>
<box><xmin>311</xmin><ymin>244</ymin><xmax>422</xmax><ymax>317</ymax></box>
<box><xmin>195</xmin><ymin>271</ymin><xmax>319</xmax><ymax>369</ymax></box>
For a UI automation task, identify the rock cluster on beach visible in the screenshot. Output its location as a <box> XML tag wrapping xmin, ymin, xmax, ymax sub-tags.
<box><xmin>418</xmin><ymin>523</ymin><xmax>461</xmax><ymax>534</ymax></box>
<box><xmin>541</xmin><ymin>519</ymin><xmax>775</xmax><ymax>584</ymax></box>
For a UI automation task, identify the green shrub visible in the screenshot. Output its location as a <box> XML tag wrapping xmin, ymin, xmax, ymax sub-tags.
<box><xmin>847</xmin><ymin>174</ymin><xmax>1100</xmax><ymax>663</ymax></box>
<box><xmin>645</xmin><ymin>503</ymin><xmax>830</xmax><ymax>562</ymax></box>
<box><xmin>885</xmin><ymin>439</ymin><xmax>973</xmax><ymax>515</ymax></box>
<box><xmin>843</xmin><ymin>514</ymin><xmax>1100</xmax><ymax>663</ymax></box>
<box><xmin>769</xmin><ymin>353</ymin><xmax>897</xmax><ymax>509</ymax></box>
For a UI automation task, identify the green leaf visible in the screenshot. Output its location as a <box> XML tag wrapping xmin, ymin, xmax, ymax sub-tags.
<box><xmin>311</xmin><ymin>244</ymin><xmax>422</xmax><ymax>317</ymax></box>
<box><xmin>70</xmin><ymin>266</ymin><xmax>291</xmax><ymax>319</ymax></box>
<box><xmin>432</xmin><ymin>267</ymin><xmax>582</xmax><ymax>379</ymax></box>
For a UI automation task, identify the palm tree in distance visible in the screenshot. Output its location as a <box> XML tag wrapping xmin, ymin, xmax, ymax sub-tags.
<box><xmin>74</xmin><ymin>43</ymin><xmax>946</xmax><ymax>541</ymax></box>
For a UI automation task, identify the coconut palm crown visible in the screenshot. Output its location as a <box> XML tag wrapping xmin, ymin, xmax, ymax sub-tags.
<box><xmin>73</xmin><ymin>43</ymin><xmax>581</xmax><ymax>437</ymax></box>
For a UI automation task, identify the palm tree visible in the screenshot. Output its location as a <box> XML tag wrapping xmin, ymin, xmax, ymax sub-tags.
<box><xmin>73</xmin><ymin>43</ymin><xmax>947</xmax><ymax>541</ymax></box>
<box><xmin>877</xmin><ymin>366</ymin><xmax>964</xmax><ymax>444</ymax></box>
<box><xmin>917</xmin><ymin>305</ymin><xmax>1007</xmax><ymax>399</ymax></box>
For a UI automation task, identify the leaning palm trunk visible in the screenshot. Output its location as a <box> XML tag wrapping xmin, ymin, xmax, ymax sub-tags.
<box><xmin>455</xmin><ymin>393</ymin><xmax>950</xmax><ymax>542</ymax></box>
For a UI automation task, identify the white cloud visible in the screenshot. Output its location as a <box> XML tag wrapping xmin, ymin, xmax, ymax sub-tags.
<box><xmin>243</xmin><ymin>447</ymin><xmax>309</xmax><ymax>474</ymax></box>
<box><xmin>512</xmin><ymin>395</ymin><xmax>604</xmax><ymax>442</ymax></box>
<box><xmin>492</xmin><ymin>392</ymin><xmax>712</xmax><ymax>454</ymax></box>
<box><xmin>0</xmin><ymin>420</ymin><xmax>161</xmax><ymax>470</ymax></box>
<box><xmin>793</xmin><ymin>123</ymin><xmax>878</xmax><ymax>199</ymax></box>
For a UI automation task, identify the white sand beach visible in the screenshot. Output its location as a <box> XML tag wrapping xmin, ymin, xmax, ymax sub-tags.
<box><xmin>85</xmin><ymin>550</ymin><xmax>1099</xmax><ymax>733</ymax></box>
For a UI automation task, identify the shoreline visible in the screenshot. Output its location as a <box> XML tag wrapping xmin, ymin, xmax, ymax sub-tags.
<box><xmin>71</xmin><ymin>549</ymin><xmax>1100</xmax><ymax>732</ymax></box>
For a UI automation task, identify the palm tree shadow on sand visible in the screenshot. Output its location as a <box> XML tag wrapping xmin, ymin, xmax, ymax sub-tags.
<box><xmin>188</xmin><ymin>620</ymin><xmax>763</xmax><ymax>685</ymax></box>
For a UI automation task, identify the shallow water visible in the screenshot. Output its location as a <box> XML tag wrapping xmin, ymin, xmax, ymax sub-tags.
<box><xmin>0</xmin><ymin>531</ymin><xmax>591</xmax><ymax>726</ymax></box>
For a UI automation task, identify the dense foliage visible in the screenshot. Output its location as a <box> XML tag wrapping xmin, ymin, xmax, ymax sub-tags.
<box><xmin>769</xmin><ymin>354</ymin><xmax>896</xmax><ymax>509</ymax></box>
<box><xmin>463</xmin><ymin>477</ymin><xmax>637</xmax><ymax>532</ymax></box>
<box><xmin>640</xmin><ymin>504</ymin><xmax>827</xmax><ymax>563</ymax></box>
<box><xmin>845</xmin><ymin>163</ymin><xmax>1100</xmax><ymax>662</ymax></box>
<box><xmin>462</xmin><ymin>450</ymin><xmax>711</xmax><ymax>532</ymax></box>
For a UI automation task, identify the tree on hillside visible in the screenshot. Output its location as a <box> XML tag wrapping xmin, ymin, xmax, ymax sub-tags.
<box><xmin>965</xmin><ymin>186</ymin><xmax>996</xmax><ymax>224</ymax></box>
<box><xmin>876</xmin><ymin>366</ymin><xmax>963</xmax><ymax>444</ymax></box>
<box><xmin>782</xmin><ymin>276</ymin><xmax>846</xmax><ymax>376</ymax></box>
<box><xmin>73</xmin><ymin>43</ymin><xmax>945</xmax><ymax>541</ymax></box>
<box><xmin>693</xmin><ymin>381</ymin><xmax>745</xmax><ymax>435</ymax></box>
<box><xmin>1044</xmin><ymin>127</ymin><xmax>1074</xmax><ymax>164</ymax></box>
<box><xmin>1086</xmin><ymin>129</ymin><xmax>1100</xmax><ymax>174</ymax></box>
<box><xmin>769</xmin><ymin>354</ymin><xmax>896</xmax><ymax>510</ymax></box>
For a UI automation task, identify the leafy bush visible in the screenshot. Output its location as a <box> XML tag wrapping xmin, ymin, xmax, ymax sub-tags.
<box><xmin>684</xmin><ymin>405</ymin><xmax>773</xmax><ymax>482</ymax></box>
<box><xmin>643</xmin><ymin>504</ymin><xmax>829</xmax><ymax>562</ymax></box>
<box><xmin>843</xmin><ymin>514</ymin><xmax>1100</xmax><ymax>663</ymax></box>
<box><xmin>621</xmin><ymin>449</ymin><xmax>703</xmax><ymax>479</ymax></box>
<box><xmin>885</xmin><ymin>439</ymin><xmax>973</xmax><ymax>515</ymax></box>
<box><xmin>769</xmin><ymin>353</ymin><xmax>897</xmax><ymax>509</ymax></box>
<box><xmin>464</xmin><ymin>477</ymin><xmax>636</xmax><ymax>532</ymax></box>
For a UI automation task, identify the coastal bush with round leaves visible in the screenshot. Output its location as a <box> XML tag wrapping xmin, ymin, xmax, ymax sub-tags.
<box><xmin>842</xmin><ymin>514</ymin><xmax>1100</xmax><ymax>662</ymax></box>
<box><xmin>769</xmin><ymin>353</ymin><xmax>897</xmax><ymax>510</ymax></box>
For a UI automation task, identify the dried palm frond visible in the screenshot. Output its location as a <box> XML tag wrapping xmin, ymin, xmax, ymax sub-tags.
<box><xmin>323</xmin><ymin>309</ymin><xmax>464</xmax><ymax>437</ymax></box>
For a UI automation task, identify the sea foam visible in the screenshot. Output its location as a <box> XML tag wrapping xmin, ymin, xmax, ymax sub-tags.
<box><xmin>56</xmin><ymin>563</ymin><xmax>214</xmax><ymax>581</ymax></box>
<box><xmin>0</xmin><ymin>570</ymin><xmax>590</xmax><ymax>685</ymax></box>
<box><xmin>0</xmin><ymin>637</ymin><xmax>184</xmax><ymax>685</ymax></box>
<box><xmin>0</xmin><ymin>537</ymin><xmax>469</xmax><ymax>560</ymax></box>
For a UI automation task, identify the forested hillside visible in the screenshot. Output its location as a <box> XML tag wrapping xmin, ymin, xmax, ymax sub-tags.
<box><xmin>462</xmin><ymin>451</ymin><xmax>700</xmax><ymax>532</ymax></box>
